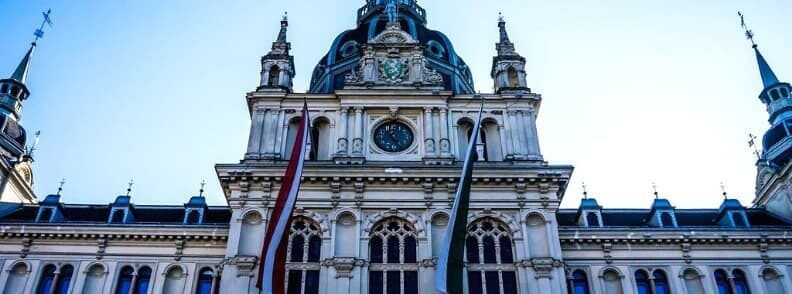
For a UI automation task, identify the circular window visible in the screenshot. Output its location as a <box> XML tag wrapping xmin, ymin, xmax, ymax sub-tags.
<box><xmin>373</xmin><ymin>121</ymin><xmax>414</xmax><ymax>153</ymax></box>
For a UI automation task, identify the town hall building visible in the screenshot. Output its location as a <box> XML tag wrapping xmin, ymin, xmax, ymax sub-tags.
<box><xmin>0</xmin><ymin>1</ymin><xmax>791</xmax><ymax>293</ymax></box>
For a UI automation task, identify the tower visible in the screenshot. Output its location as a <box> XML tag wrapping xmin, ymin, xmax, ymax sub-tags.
<box><xmin>491</xmin><ymin>14</ymin><xmax>529</xmax><ymax>94</ymax></box>
<box><xmin>745</xmin><ymin>15</ymin><xmax>792</xmax><ymax>222</ymax></box>
<box><xmin>258</xmin><ymin>13</ymin><xmax>295</xmax><ymax>93</ymax></box>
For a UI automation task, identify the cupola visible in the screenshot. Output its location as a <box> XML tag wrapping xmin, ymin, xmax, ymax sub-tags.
<box><xmin>258</xmin><ymin>13</ymin><xmax>295</xmax><ymax>92</ymax></box>
<box><xmin>491</xmin><ymin>14</ymin><xmax>529</xmax><ymax>94</ymax></box>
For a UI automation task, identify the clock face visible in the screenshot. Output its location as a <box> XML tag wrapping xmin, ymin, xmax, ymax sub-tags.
<box><xmin>374</xmin><ymin>121</ymin><xmax>414</xmax><ymax>153</ymax></box>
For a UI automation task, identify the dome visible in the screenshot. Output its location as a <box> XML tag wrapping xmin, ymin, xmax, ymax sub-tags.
<box><xmin>308</xmin><ymin>0</ymin><xmax>475</xmax><ymax>94</ymax></box>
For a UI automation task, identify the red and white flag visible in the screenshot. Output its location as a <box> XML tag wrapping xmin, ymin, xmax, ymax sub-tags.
<box><xmin>257</xmin><ymin>101</ymin><xmax>310</xmax><ymax>294</ymax></box>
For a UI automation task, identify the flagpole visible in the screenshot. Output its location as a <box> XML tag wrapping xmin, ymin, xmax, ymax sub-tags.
<box><xmin>436</xmin><ymin>94</ymin><xmax>485</xmax><ymax>294</ymax></box>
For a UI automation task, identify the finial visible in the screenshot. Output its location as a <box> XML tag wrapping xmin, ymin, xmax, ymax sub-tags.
<box><xmin>498</xmin><ymin>12</ymin><xmax>505</xmax><ymax>23</ymax></box>
<box><xmin>33</xmin><ymin>9</ymin><xmax>54</xmax><ymax>44</ymax></box>
<box><xmin>56</xmin><ymin>178</ymin><xmax>65</xmax><ymax>196</ymax></box>
<box><xmin>126</xmin><ymin>179</ymin><xmax>134</xmax><ymax>196</ymax></box>
<box><xmin>282</xmin><ymin>11</ymin><xmax>288</xmax><ymax>22</ymax></box>
<box><xmin>652</xmin><ymin>182</ymin><xmax>659</xmax><ymax>199</ymax></box>
<box><xmin>748</xmin><ymin>133</ymin><xmax>761</xmax><ymax>160</ymax></box>
<box><xmin>199</xmin><ymin>179</ymin><xmax>206</xmax><ymax>197</ymax></box>
<box><xmin>738</xmin><ymin>11</ymin><xmax>757</xmax><ymax>48</ymax></box>
<box><xmin>720</xmin><ymin>182</ymin><xmax>728</xmax><ymax>200</ymax></box>
<box><xmin>385</xmin><ymin>0</ymin><xmax>399</xmax><ymax>23</ymax></box>
<box><xmin>582</xmin><ymin>182</ymin><xmax>588</xmax><ymax>199</ymax></box>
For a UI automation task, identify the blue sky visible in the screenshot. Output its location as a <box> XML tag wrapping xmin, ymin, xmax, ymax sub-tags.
<box><xmin>0</xmin><ymin>1</ymin><xmax>790</xmax><ymax>208</ymax></box>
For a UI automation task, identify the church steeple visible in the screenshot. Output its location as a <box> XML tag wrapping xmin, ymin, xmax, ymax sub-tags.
<box><xmin>10</xmin><ymin>44</ymin><xmax>35</xmax><ymax>85</ymax></box>
<box><xmin>491</xmin><ymin>13</ymin><xmax>529</xmax><ymax>94</ymax></box>
<box><xmin>754</xmin><ymin>47</ymin><xmax>780</xmax><ymax>89</ymax></box>
<box><xmin>258</xmin><ymin>12</ymin><xmax>295</xmax><ymax>92</ymax></box>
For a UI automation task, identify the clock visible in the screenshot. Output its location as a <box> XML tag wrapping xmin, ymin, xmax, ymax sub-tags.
<box><xmin>373</xmin><ymin>121</ymin><xmax>414</xmax><ymax>153</ymax></box>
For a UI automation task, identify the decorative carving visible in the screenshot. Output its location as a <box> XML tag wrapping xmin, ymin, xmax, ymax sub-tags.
<box><xmin>96</xmin><ymin>237</ymin><xmax>107</xmax><ymax>260</ymax></box>
<box><xmin>174</xmin><ymin>238</ymin><xmax>185</xmax><ymax>261</ymax></box>
<box><xmin>230</xmin><ymin>255</ymin><xmax>258</xmax><ymax>277</ymax></box>
<box><xmin>20</xmin><ymin>237</ymin><xmax>32</xmax><ymax>258</ymax></box>
<box><xmin>531</xmin><ymin>258</ymin><xmax>555</xmax><ymax>279</ymax></box>
<box><xmin>602</xmin><ymin>242</ymin><xmax>613</xmax><ymax>264</ymax></box>
<box><xmin>327</xmin><ymin>257</ymin><xmax>357</xmax><ymax>278</ymax></box>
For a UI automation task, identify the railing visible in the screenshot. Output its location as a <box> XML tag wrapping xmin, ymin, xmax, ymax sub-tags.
<box><xmin>357</xmin><ymin>0</ymin><xmax>427</xmax><ymax>24</ymax></box>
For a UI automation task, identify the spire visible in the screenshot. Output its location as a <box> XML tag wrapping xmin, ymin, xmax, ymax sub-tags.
<box><xmin>754</xmin><ymin>47</ymin><xmax>780</xmax><ymax>88</ymax></box>
<box><xmin>10</xmin><ymin>44</ymin><xmax>35</xmax><ymax>84</ymax></box>
<box><xmin>498</xmin><ymin>13</ymin><xmax>511</xmax><ymax>44</ymax></box>
<box><xmin>277</xmin><ymin>12</ymin><xmax>288</xmax><ymax>43</ymax></box>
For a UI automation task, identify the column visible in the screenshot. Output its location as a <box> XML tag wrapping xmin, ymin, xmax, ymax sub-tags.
<box><xmin>502</xmin><ymin>111</ymin><xmax>514</xmax><ymax>159</ymax></box>
<box><xmin>336</xmin><ymin>107</ymin><xmax>350</xmax><ymax>156</ymax></box>
<box><xmin>352</xmin><ymin>107</ymin><xmax>364</xmax><ymax>155</ymax></box>
<box><xmin>260</xmin><ymin>109</ymin><xmax>276</xmax><ymax>155</ymax></box>
<box><xmin>508</xmin><ymin>111</ymin><xmax>524</xmax><ymax>158</ymax></box>
<box><xmin>522</xmin><ymin>110</ymin><xmax>541</xmax><ymax>159</ymax></box>
<box><xmin>245</xmin><ymin>109</ymin><xmax>266</xmax><ymax>159</ymax></box>
<box><xmin>272</xmin><ymin>110</ymin><xmax>286</xmax><ymax>157</ymax></box>
<box><xmin>516</xmin><ymin>110</ymin><xmax>529</xmax><ymax>158</ymax></box>
<box><xmin>424</xmin><ymin>107</ymin><xmax>435</xmax><ymax>156</ymax></box>
<box><xmin>439</xmin><ymin>108</ymin><xmax>450</xmax><ymax>156</ymax></box>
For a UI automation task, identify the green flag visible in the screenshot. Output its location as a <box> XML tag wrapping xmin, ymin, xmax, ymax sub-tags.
<box><xmin>436</xmin><ymin>95</ymin><xmax>484</xmax><ymax>293</ymax></box>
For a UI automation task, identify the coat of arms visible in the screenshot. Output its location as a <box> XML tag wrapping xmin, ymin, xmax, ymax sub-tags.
<box><xmin>380</xmin><ymin>58</ymin><xmax>408</xmax><ymax>83</ymax></box>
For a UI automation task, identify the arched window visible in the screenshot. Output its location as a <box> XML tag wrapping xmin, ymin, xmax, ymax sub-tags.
<box><xmin>309</xmin><ymin>118</ymin><xmax>331</xmax><ymax>161</ymax></box>
<box><xmin>507</xmin><ymin>67</ymin><xmax>520</xmax><ymax>87</ymax></box>
<box><xmin>186</xmin><ymin>210</ymin><xmax>201</xmax><ymax>224</ymax></box>
<box><xmin>284</xmin><ymin>118</ymin><xmax>300</xmax><ymax>159</ymax></box>
<box><xmin>652</xmin><ymin>270</ymin><xmax>669</xmax><ymax>294</ymax></box>
<box><xmin>238</xmin><ymin>211</ymin><xmax>263</xmax><ymax>256</ymax></box>
<box><xmin>525</xmin><ymin>213</ymin><xmax>550</xmax><ymax>257</ymax></box>
<box><xmin>0</xmin><ymin>84</ymin><xmax>8</xmax><ymax>94</ymax></box>
<box><xmin>195</xmin><ymin>268</ymin><xmax>217</xmax><ymax>294</ymax></box>
<box><xmin>634</xmin><ymin>270</ymin><xmax>651</xmax><ymax>294</ymax></box>
<box><xmin>660</xmin><ymin>212</ymin><xmax>674</xmax><ymax>227</ymax></box>
<box><xmin>82</xmin><ymin>264</ymin><xmax>106</xmax><ymax>294</ymax></box>
<box><xmin>762</xmin><ymin>268</ymin><xmax>784</xmax><ymax>294</ymax></box>
<box><xmin>38</xmin><ymin>208</ymin><xmax>53</xmax><ymax>223</ymax></box>
<box><xmin>269</xmin><ymin>66</ymin><xmax>281</xmax><ymax>87</ymax></box>
<box><xmin>732</xmin><ymin>212</ymin><xmax>747</xmax><ymax>227</ymax></box>
<box><xmin>732</xmin><ymin>269</ymin><xmax>750</xmax><ymax>294</ymax></box>
<box><xmin>481</xmin><ymin>121</ymin><xmax>503</xmax><ymax>161</ymax></box>
<box><xmin>162</xmin><ymin>266</ymin><xmax>186</xmax><ymax>294</ymax></box>
<box><xmin>368</xmin><ymin>217</ymin><xmax>418</xmax><ymax>294</ymax></box>
<box><xmin>682</xmin><ymin>269</ymin><xmax>705</xmax><ymax>294</ymax></box>
<box><xmin>466</xmin><ymin>217</ymin><xmax>518</xmax><ymax>294</ymax></box>
<box><xmin>771</xmin><ymin>90</ymin><xmax>781</xmax><ymax>101</ymax></box>
<box><xmin>4</xmin><ymin>263</ymin><xmax>29</xmax><ymax>294</ymax></box>
<box><xmin>781</xmin><ymin>87</ymin><xmax>790</xmax><ymax>98</ymax></box>
<box><xmin>54</xmin><ymin>265</ymin><xmax>74</xmax><ymax>294</ymax></box>
<box><xmin>586</xmin><ymin>212</ymin><xmax>599</xmax><ymax>227</ymax></box>
<box><xmin>568</xmin><ymin>270</ymin><xmax>590</xmax><ymax>294</ymax></box>
<box><xmin>602</xmin><ymin>269</ymin><xmax>623</xmax><ymax>294</ymax></box>
<box><xmin>287</xmin><ymin>217</ymin><xmax>322</xmax><ymax>294</ymax></box>
<box><xmin>430</xmin><ymin>213</ymin><xmax>449</xmax><ymax>257</ymax></box>
<box><xmin>134</xmin><ymin>266</ymin><xmax>152</xmax><ymax>294</ymax></box>
<box><xmin>110</xmin><ymin>210</ymin><xmax>124</xmax><ymax>224</ymax></box>
<box><xmin>36</xmin><ymin>264</ymin><xmax>57</xmax><ymax>294</ymax></box>
<box><xmin>115</xmin><ymin>266</ymin><xmax>134</xmax><ymax>294</ymax></box>
<box><xmin>335</xmin><ymin>213</ymin><xmax>357</xmax><ymax>257</ymax></box>
<box><xmin>715</xmin><ymin>269</ymin><xmax>731</xmax><ymax>294</ymax></box>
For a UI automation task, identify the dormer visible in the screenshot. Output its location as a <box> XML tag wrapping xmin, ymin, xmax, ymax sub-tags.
<box><xmin>646</xmin><ymin>199</ymin><xmax>677</xmax><ymax>228</ymax></box>
<box><xmin>108</xmin><ymin>195</ymin><xmax>135</xmax><ymax>224</ymax></box>
<box><xmin>575</xmin><ymin>198</ymin><xmax>603</xmax><ymax>228</ymax></box>
<box><xmin>35</xmin><ymin>194</ymin><xmax>64</xmax><ymax>223</ymax></box>
<box><xmin>716</xmin><ymin>199</ymin><xmax>750</xmax><ymax>228</ymax></box>
<box><xmin>183</xmin><ymin>196</ymin><xmax>208</xmax><ymax>225</ymax></box>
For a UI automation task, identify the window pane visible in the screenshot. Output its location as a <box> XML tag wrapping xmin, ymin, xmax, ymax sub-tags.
<box><xmin>291</xmin><ymin>235</ymin><xmax>305</xmax><ymax>262</ymax></box>
<box><xmin>369</xmin><ymin>271</ymin><xmax>383</xmax><ymax>294</ymax></box>
<box><xmin>499</xmin><ymin>236</ymin><xmax>514</xmax><ymax>263</ymax></box>
<box><xmin>404</xmin><ymin>271</ymin><xmax>418</xmax><ymax>294</ymax></box>
<box><xmin>196</xmin><ymin>269</ymin><xmax>214</xmax><ymax>294</ymax></box>
<box><xmin>466</xmin><ymin>236</ymin><xmax>480</xmax><ymax>264</ymax></box>
<box><xmin>404</xmin><ymin>236</ymin><xmax>417</xmax><ymax>263</ymax></box>
<box><xmin>370</xmin><ymin>237</ymin><xmax>383</xmax><ymax>263</ymax></box>
<box><xmin>387</xmin><ymin>237</ymin><xmax>400</xmax><ymax>263</ymax></box>
<box><xmin>308</xmin><ymin>236</ymin><xmax>321</xmax><ymax>262</ymax></box>
<box><xmin>502</xmin><ymin>271</ymin><xmax>518</xmax><ymax>294</ymax></box>
<box><xmin>715</xmin><ymin>270</ymin><xmax>730</xmax><ymax>294</ymax></box>
<box><xmin>305</xmin><ymin>271</ymin><xmax>320</xmax><ymax>294</ymax></box>
<box><xmin>115</xmin><ymin>267</ymin><xmax>134</xmax><ymax>294</ymax></box>
<box><xmin>37</xmin><ymin>265</ymin><xmax>56</xmax><ymax>294</ymax></box>
<box><xmin>482</xmin><ymin>236</ymin><xmax>496</xmax><ymax>263</ymax></box>
<box><xmin>386</xmin><ymin>271</ymin><xmax>400</xmax><ymax>294</ymax></box>
<box><xmin>467</xmin><ymin>271</ymin><xmax>483</xmax><ymax>294</ymax></box>
<box><xmin>55</xmin><ymin>265</ymin><xmax>74</xmax><ymax>294</ymax></box>
<box><xmin>135</xmin><ymin>267</ymin><xmax>151</xmax><ymax>294</ymax></box>
<box><xmin>287</xmin><ymin>270</ymin><xmax>302</xmax><ymax>294</ymax></box>
<box><xmin>653</xmin><ymin>271</ymin><xmax>669</xmax><ymax>294</ymax></box>
<box><xmin>484</xmin><ymin>271</ymin><xmax>499</xmax><ymax>294</ymax></box>
<box><xmin>634</xmin><ymin>271</ymin><xmax>651</xmax><ymax>294</ymax></box>
<box><xmin>572</xmin><ymin>270</ymin><xmax>589</xmax><ymax>294</ymax></box>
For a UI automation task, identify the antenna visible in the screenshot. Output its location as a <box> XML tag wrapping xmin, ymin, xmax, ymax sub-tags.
<box><xmin>738</xmin><ymin>11</ymin><xmax>757</xmax><ymax>48</ymax></box>
<box><xmin>126</xmin><ymin>179</ymin><xmax>134</xmax><ymax>196</ymax></box>
<box><xmin>748</xmin><ymin>133</ymin><xmax>761</xmax><ymax>160</ymax></box>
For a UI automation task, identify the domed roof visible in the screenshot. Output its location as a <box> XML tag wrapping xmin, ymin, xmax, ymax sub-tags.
<box><xmin>308</xmin><ymin>0</ymin><xmax>475</xmax><ymax>94</ymax></box>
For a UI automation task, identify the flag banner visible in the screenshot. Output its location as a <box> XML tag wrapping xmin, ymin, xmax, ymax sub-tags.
<box><xmin>257</xmin><ymin>101</ymin><xmax>310</xmax><ymax>294</ymax></box>
<box><xmin>436</xmin><ymin>96</ymin><xmax>485</xmax><ymax>294</ymax></box>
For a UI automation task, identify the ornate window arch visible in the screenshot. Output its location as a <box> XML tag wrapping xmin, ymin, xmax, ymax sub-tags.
<box><xmin>286</xmin><ymin>216</ymin><xmax>322</xmax><ymax>294</ymax></box>
<box><xmin>761</xmin><ymin>267</ymin><xmax>784</xmax><ymax>294</ymax></box>
<box><xmin>195</xmin><ymin>267</ymin><xmax>219</xmax><ymax>294</ymax></box>
<box><xmin>368</xmin><ymin>217</ymin><xmax>418</xmax><ymax>294</ymax></box>
<box><xmin>567</xmin><ymin>269</ymin><xmax>591</xmax><ymax>294</ymax></box>
<box><xmin>465</xmin><ymin>217</ymin><xmax>518</xmax><ymax>294</ymax></box>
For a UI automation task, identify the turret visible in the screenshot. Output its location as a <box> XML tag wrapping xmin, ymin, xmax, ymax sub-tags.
<box><xmin>491</xmin><ymin>14</ymin><xmax>529</xmax><ymax>94</ymax></box>
<box><xmin>258</xmin><ymin>13</ymin><xmax>295</xmax><ymax>93</ymax></box>
<box><xmin>0</xmin><ymin>43</ymin><xmax>35</xmax><ymax>159</ymax></box>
